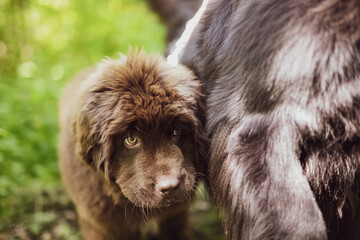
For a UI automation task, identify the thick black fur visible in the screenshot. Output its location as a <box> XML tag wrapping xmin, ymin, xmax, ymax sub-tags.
<box><xmin>173</xmin><ymin>0</ymin><xmax>359</xmax><ymax>239</ymax></box>
<box><xmin>147</xmin><ymin>0</ymin><xmax>201</xmax><ymax>55</ymax></box>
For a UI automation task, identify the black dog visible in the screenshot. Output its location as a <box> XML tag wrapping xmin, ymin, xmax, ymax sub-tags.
<box><xmin>177</xmin><ymin>0</ymin><xmax>360</xmax><ymax>239</ymax></box>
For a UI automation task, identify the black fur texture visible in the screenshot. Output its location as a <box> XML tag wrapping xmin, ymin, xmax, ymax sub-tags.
<box><xmin>147</xmin><ymin>0</ymin><xmax>202</xmax><ymax>55</ymax></box>
<box><xmin>177</xmin><ymin>0</ymin><xmax>360</xmax><ymax>239</ymax></box>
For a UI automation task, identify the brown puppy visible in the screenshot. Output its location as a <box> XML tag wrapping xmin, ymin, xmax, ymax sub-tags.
<box><xmin>58</xmin><ymin>51</ymin><xmax>207</xmax><ymax>240</ymax></box>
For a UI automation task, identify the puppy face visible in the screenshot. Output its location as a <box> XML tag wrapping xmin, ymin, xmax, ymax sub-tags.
<box><xmin>73</xmin><ymin>51</ymin><xmax>206</xmax><ymax>208</ymax></box>
<box><xmin>113</xmin><ymin>118</ymin><xmax>197</xmax><ymax>207</ymax></box>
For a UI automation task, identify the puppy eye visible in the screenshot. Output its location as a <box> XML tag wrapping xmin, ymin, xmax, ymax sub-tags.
<box><xmin>172</xmin><ymin>129</ymin><xmax>181</xmax><ymax>138</ymax></box>
<box><xmin>124</xmin><ymin>135</ymin><xmax>138</xmax><ymax>147</ymax></box>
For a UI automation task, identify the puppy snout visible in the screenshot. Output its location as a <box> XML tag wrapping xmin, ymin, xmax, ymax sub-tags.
<box><xmin>156</xmin><ymin>176</ymin><xmax>180</xmax><ymax>194</ymax></box>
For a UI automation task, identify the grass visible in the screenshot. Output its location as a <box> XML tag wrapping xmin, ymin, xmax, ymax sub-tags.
<box><xmin>0</xmin><ymin>0</ymin><xmax>222</xmax><ymax>239</ymax></box>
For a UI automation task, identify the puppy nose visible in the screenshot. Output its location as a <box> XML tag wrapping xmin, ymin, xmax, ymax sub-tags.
<box><xmin>156</xmin><ymin>176</ymin><xmax>180</xmax><ymax>194</ymax></box>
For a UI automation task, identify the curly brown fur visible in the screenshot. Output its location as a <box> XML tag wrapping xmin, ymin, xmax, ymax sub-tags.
<box><xmin>173</xmin><ymin>0</ymin><xmax>360</xmax><ymax>239</ymax></box>
<box><xmin>58</xmin><ymin>51</ymin><xmax>207</xmax><ymax>240</ymax></box>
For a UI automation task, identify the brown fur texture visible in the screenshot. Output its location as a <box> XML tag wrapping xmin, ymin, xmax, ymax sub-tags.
<box><xmin>58</xmin><ymin>51</ymin><xmax>207</xmax><ymax>240</ymax></box>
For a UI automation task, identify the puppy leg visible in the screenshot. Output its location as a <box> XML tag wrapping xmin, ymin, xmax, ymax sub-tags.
<box><xmin>79</xmin><ymin>217</ymin><xmax>141</xmax><ymax>240</ymax></box>
<box><xmin>209</xmin><ymin>118</ymin><xmax>327</xmax><ymax>239</ymax></box>
<box><xmin>79</xmin><ymin>218</ymin><xmax>108</xmax><ymax>240</ymax></box>
<box><xmin>157</xmin><ymin>209</ymin><xmax>192</xmax><ymax>240</ymax></box>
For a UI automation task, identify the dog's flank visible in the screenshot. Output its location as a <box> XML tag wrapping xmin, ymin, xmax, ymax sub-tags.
<box><xmin>311</xmin><ymin>0</ymin><xmax>360</xmax><ymax>44</ymax></box>
<box><xmin>175</xmin><ymin>0</ymin><xmax>360</xmax><ymax>239</ymax></box>
<box><xmin>58</xmin><ymin>50</ymin><xmax>207</xmax><ymax>240</ymax></box>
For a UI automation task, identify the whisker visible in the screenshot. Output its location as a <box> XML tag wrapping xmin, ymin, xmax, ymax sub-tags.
<box><xmin>195</xmin><ymin>185</ymin><xmax>207</xmax><ymax>200</ymax></box>
<box><xmin>196</xmin><ymin>172</ymin><xmax>209</xmax><ymax>181</ymax></box>
<box><xmin>185</xmin><ymin>192</ymin><xmax>192</xmax><ymax>202</ymax></box>
<box><xmin>141</xmin><ymin>202</ymin><xmax>149</xmax><ymax>221</ymax></box>
<box><xmin>132</xmin><ymin>203</ymin><xmax>136</xmax><ymax>215</ymax></box>
<box><xmin>146</xmin><ymin>203</ymin><xmax>150</xmax><ymax>220</ymax></box>
<box><xmin>124</xmin><ymin>200</ymin><xmax>129</xmax><ymax>219</ymax></box>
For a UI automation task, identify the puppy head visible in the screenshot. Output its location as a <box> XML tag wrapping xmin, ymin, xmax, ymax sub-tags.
<box><xmin>73</xmin><ymin>50</ymin><xmax>207</xmax><ymax>208</ymax></box>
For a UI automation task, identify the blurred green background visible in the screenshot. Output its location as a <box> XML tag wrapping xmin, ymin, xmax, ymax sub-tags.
<box><xmin>0</xmin><ymin>0</ymin><xmax>222</xmax><ymax>239</ymax></box>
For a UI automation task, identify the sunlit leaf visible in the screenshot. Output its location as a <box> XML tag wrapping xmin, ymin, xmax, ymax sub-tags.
<box><xmin>17</xmin><ymin>61</ymin><xmax>37</xmax><ymax>78</ymax></box>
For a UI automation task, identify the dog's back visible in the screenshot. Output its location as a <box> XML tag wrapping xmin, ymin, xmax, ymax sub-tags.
<box><xmin>179</xmin><ymin>0</ymin><xmax>360</xmax><ymax>239</ymax></box>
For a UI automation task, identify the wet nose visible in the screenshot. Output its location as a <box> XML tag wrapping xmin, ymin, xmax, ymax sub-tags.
<box><xmin>156</xmin><ymin>176</ymin><xmax>180</xmax><ymax>194</ymax></box>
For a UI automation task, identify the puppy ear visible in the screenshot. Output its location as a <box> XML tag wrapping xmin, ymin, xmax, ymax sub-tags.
<box><xmin>73</xmin><ymin>102</ymin><xmax>112</xmax><ymax>178</ymax></box>
<box><xmin>71</xmin><ymin>58</ymin><xmax>131</xmax><ymax>180</ymax></box>
<box><xmin>72</xmin><ymin>78</ymin><xmax>121</xmax><ymax>180</ymax></box>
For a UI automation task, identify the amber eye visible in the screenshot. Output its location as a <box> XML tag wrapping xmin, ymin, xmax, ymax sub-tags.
<box><xmin>172</xmin><ymin>129</ymin><xmax>181</xmax><ymax>138</ymax></box>
<box><xmin>124</xmin><ymin>135</ymin><xmax>138</xmax><ymax>147</ymax></box>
